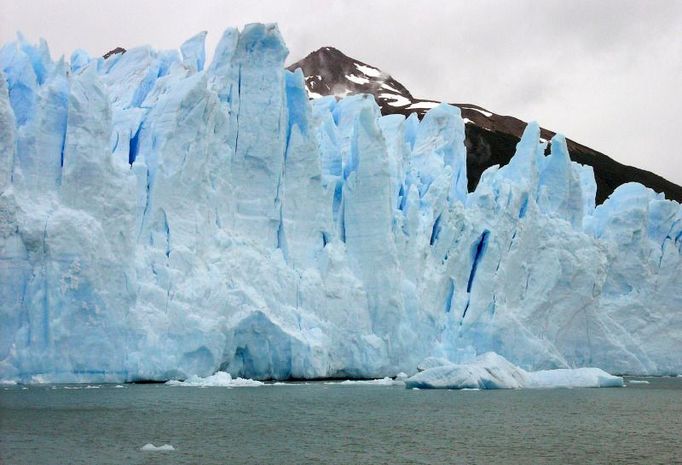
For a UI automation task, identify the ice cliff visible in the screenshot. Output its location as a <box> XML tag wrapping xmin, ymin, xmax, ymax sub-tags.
<box><xmin>1</xmin><ymin>25</ymin><xmax>681</xmax><ymax>383</ymax></box>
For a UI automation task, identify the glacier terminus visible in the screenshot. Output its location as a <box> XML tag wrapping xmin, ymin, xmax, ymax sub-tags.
<box><xmin>0</xmin><ymin>24</ymin><xmax>681</xmax><ymax>384</ymax></box>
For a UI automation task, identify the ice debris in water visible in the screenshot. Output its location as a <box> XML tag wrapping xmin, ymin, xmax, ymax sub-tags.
<box><xmin>166</xmin><ymin>372</ymin><xmax>263</xmax><ymax>387</ymax></box>
<box><xmin>405</xmin><ymin>353</ymin><xmax>624</xmax><ymax>390</ymax></box>
<box><xmin>141</xmin><ymin>443</ymin><xmax>175</xmax><ymax>451</ymax></box>
<box><xmin>326</xmin><ymin>375</ymin><xmax>405</xmax><ymax>386</ymax></box>
<box><xmin>0</xmin><ymin>24</ymin><xmax>681</xmax><ymax>385</ymax></box>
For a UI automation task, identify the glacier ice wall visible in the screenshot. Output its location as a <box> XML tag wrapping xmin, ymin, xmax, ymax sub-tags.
<box><xmin>0</xmin><ymin>25</ymin><xmax>681</xmax><ymax>383</ymax></box>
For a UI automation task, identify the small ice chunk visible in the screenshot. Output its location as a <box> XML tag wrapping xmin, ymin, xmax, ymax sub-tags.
<box><xmin>339</xmin><ymin>377</ymin><xmax>395</xmax><ymax>385</ymax></box>
<box><xmin>628</xmin><ymin>380</ymin><xmax>650</xmax><ymax>384</ymax></box>
<box><xmin>395</xmin><ymin>372</ymin><xmax>408</xmax><ymax>382</ymax></box>
<box><xmin>269</xmin><ymin>381</ymin><xmax>309</xmax><ymax>386</ymax></box>
<box><xmin>228</xmin><ymin>377</ymin><xmax>265</xmax><ymax>387</ymax></box>
<box><xmin>325</xmin><ymin>376</ymin><xmax>404</xmax><ymax>386</ymax></box>
<box><xmin>141</xmin><ymin>443</ymin><xmax>175</xmax><ymax>451</ymax></box>
<box><xmin>166</xmin><ymin>372</ymin><xmax>263</xmax><ymax>387</ymax></box>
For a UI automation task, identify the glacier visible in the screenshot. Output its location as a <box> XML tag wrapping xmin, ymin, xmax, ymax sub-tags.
<box><xmin>0</xmin><ymin>24</ymin><xmax>681</xmax><ymax>384</ymax></box>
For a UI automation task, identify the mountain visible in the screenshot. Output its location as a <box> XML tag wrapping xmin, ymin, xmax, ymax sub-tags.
<box><xmin>103</xmin><ymin>46</ymin><xmax>126</xmax><ymax>59</ymax></box>
<box><xmin>288</xmin><ymin>47</ymin><xmax>682</xmax><ymax>205</ymax></box>
<box><xmin>1</xmin><ymin>26</ymin><xmax>681</xmax><ymax>384</ymax></box>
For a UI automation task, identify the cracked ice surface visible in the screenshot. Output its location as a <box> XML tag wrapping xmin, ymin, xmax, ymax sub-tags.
<box><xmin>0</xmin><ymin>24</ymin><xmax>681</xmax><ymax>383</ymax></box>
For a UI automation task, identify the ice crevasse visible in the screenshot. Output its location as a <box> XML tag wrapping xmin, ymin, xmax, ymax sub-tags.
<box><xmin>0</xmin><ymin>24</ymin><xmax>681</xmax><ymax>383</ymax></box>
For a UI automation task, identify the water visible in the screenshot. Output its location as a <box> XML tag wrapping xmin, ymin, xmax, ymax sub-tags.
<box><xmin>1</xmin><ymin>378</ymin><xmax>681</xmax><ymax>464</ymax></box>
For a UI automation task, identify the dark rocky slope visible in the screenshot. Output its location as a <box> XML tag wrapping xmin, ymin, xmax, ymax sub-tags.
<box><xmin>288</xmin><ymin>47</ymin><xmax>682</xmax><ymax>204</ymax></box>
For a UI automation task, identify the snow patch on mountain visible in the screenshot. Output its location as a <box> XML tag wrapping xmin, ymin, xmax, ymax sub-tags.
<box><xmin>355</xmin><ymin>63</ymin><xmax>381</xmax><ymax>77</ymax></box>
<box><xmin>408</xmin><ymin>101</ymin><xmax>439</xmax><ymax>110</ymax></box>
<box><xmin>346</xmin><ymin>74</ymin><xmax>369</xmax><ymax>85</ymax></box>
<box><xmin>380</xmin><ymin>93</ymin><xmax>410</xmax><ymax>107</ymax></box>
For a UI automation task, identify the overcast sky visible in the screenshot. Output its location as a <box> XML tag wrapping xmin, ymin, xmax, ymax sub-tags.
<box><xmin>2</xmin><ymin>0</ymin><xmax>681</xmax><ymax>185</ymax></box>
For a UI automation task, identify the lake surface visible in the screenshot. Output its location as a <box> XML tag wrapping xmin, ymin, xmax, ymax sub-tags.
<box><xmin>1</xmin><ymin>378</ymin><xmax>681</xmax><ymax>464</ymax></box>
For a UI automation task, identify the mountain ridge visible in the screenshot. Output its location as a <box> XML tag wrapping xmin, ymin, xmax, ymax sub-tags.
<box><xmin>287</xmin><ymin>46</ymin><xmax>682</xmax><ymax>204</ymax></box>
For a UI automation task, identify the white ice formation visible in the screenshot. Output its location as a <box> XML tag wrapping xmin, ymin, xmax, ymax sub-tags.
<box><xmin>140</xmin><ymin>444</ymin><xmax>175</xmax><ymax>452</ymax></box>
<box><xmin>166</xmin><ymin>371</ymin><xmax>263</xmax><ymax>387</ymax></box>
<box><xmin>0</xmin><ymin>25</ymin><xmax>681</xmax><ymax>384</ymax></box>
<box><xmin>405</xmin><ymin>353</ymin><xmax>624</xmax><ymax>389</ymax></box>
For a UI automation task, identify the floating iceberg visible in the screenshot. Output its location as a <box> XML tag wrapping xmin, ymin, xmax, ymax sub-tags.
<box><xmin>527</xmin><ymin>367</ymin><xmax>624</xmax><ymax>389</ymax></box>
<box><xmin>140</xmin><ymin>443</ymin><xmax>175</xmax><ymax>452</ymax></box>
<box><xmin>405</xmin><ymin>353</ymin><xmax>624</xmax><ymax>389</ymax></box>
<box><xmin>0</xmin><ymin>24</ymin><xmax>681</xmax><ymax>384</ymax></box>
<box><xmin>405</xmin><ymin>353</ymin><xmax>529</xmax><ymax>389</ymax></box>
